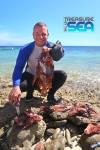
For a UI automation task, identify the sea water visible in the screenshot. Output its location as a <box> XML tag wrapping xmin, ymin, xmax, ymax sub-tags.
<box><xmin>0</xmin><ymin>46</ymin><xmax>100</xmax><ymax>82</ymax></box>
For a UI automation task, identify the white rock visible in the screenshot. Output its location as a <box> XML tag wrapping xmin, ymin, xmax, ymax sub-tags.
<box><xmin>64</xmin><ymin>147</ymin><xmax>71</xmax><ymax>150</ymax></box>
<box><xmin>71</xmin><ymin>136</ymin><xmax>77</xmax><ymax>142</ymax></box>
<box><xmin>52</xmin><ymin>128</ymin><xmax>61</xmax><ymax>139</ymax></box>
<box><xmin>45</xmin><ymin>137</ymin><xmax>52</xmax><ymax>143</ymax></box>
<box><xmin>72</xmin><ymin>145</ymin><xmax>82</xmax><ymax>150</ymax></box>
<box><xmin>65</xmin><ymin>129</ymin><xmax>72</xmax><ymax>145</ymax></box>
<box><xmin>72</xmin><ymin>140</ymin><xmax>78</xmax><ymax>148</ymax></box>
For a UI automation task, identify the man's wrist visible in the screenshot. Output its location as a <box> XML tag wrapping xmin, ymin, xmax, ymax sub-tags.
<box><xmin>13</xmin><ymin>85</ymin><xmax>20</xmax><ymax>89</ymax></box>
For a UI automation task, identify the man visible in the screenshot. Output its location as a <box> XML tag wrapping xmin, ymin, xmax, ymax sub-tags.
<box><xmin>9</xmin><ymin>22</ymin><xmax>67</xmax><ymax>105</ymax></box>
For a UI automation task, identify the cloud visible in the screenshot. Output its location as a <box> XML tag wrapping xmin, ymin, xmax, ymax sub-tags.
<box><xmin>0</xmin><ymin>31</ymin><xmax>32</xmax><ymax>46</ymax></box>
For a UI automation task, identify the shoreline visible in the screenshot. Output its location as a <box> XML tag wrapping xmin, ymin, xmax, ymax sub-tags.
<box><xmin>0</xmin><ymin>72</ymin><xmax>100</xmax><ymax>108</ymax></box>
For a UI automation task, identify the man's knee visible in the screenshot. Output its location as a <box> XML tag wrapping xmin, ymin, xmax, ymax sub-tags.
<box><xmin>20</xmin><ymin>80</ymin><xmax>28</xmax><ymax>92</ymax></box>
<box><xmin>59</xmin><ymin>70</ymin><xmax>67</xmax><ymax>81</ymax></box>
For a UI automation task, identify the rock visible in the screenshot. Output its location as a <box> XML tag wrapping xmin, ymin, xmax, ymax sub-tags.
<box><xmin>71</xmin><ymin>135</ymin><xmax>81</xmax><ymax>142</ymax></box>
<box><xmin>45</xmin><ymin>128</ymin><xmax>56</xmax><ymax>137</ymax></box>
<box><xmin>47</xmin><ymin>120</ymin><xmax>67</xmax><ymax>128</ymax></box>
<box><xmin>7</xmin><ymin>120</ymin><xmax>46</xmax><ymax>149</ymax></box>
<box><xmin>45</xmin><ymin>136</ymin><xmax>66</xmax><ymax>150</ymax></box>
<box><xmin>68</xmin><ymin>116</ymin><xmax>93</xmax><ymax>126</ymax></box>
<box><xmin>22</xmin><ymin>140</ymin><xmax>32</xmax><ymax>150</ymax></box>
<box><xmin>0</xmin><ymin>102</ymin><xmax>16</xmax><ymax>128</ymax></box>
<box><xmin>52</xmin><ymin>128</ymin><xmax>61</xmax><ymax>139</ymax></box>
<box><xmin>66</xmin><ymin>122</ymin><xmax>80</xmax><ymax>136</ymax></box>
<box><xmin>79</xmin><ymin>133</ymin><xmax>100</xmax><ymax>150</ymax></box>
<box><xmin>45</xmin><ymin>127</ymin><xmax>66</xmax><ymax>150</ymax></box>
<box><xmin>32</xmin><ymin>141</ymin><xmax>45</xmax><ymax>150</ymax></box>
<box><xmin>65</xmin><ymin>129</ymin><xmax>72</xmax><ymax>146</ymax></box>
<box><xmin>64</xmin><ymin>147</ymin><xmax>71</xmax><ymax>150</ymax></box>
<box><xmin>72</xmin><ymin>145</ymin><xmax>82</xmax><ymax>150</ymax></box>
<box><xmin>49</xmin><ymin>111</ymin><xmax>68</xmax><ymax>121</ymax></box>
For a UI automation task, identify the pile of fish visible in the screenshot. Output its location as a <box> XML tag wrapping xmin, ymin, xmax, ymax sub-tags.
<box><xmin>0</xmin><ymin>101</ymin><xmax>100</xmax><ymax>150</ymax></box>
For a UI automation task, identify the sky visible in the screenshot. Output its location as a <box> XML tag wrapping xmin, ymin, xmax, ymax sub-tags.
<box><xmin>0</xmin><ymin>0</ymin><xmax>100</xmax><ymax>46</ymax></box>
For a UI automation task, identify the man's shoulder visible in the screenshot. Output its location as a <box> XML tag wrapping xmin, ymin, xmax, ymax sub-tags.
<box><xmin>21</xmin><ymin>41</ymin><xmax>35</xmax><ymax>50</ymax></box>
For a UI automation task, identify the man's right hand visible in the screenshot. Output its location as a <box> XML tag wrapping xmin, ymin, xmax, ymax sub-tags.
<box><xmin>8</xmin><ymin>86</ymin><xmax>21</xmax><ymax>105</ymax></box>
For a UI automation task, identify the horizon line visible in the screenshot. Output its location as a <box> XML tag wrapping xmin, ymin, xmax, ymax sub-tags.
<box><xmin>0</xmin><ymin>45</ymin><xmax>100</xmax><ymax>47</ymax></box>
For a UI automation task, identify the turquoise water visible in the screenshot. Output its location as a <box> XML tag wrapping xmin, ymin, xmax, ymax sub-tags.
<box><xmin>0</xmin><ymin>46</ymin><xmax>100</xmax><ymax>79</ymax></box>
<box><xmin>56</xmin><ymin>46</ymin><xmax>100</xmax><ymax>73</ymax></box>
<box><xmin>0</xmin><ymin>46</ymin><xmax>21</xmax><ymax>76</ymax></box>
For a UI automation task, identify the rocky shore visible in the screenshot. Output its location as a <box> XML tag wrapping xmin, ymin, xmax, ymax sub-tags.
<box><xmin>0</xmin><ymin>73</ymin><xmax>100</xmax><ymax>150</ymax></box>
<box><xmin>0</xmin><ymin>73</ymin><xmax>100</xmax><ymax>107</ymax></box>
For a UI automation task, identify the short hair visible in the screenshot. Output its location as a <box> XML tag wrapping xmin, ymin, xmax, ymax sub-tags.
<box><xmin>33</xmin><ymin>22</ymin><xmax>48</xmax><ymax>31</ymax></box>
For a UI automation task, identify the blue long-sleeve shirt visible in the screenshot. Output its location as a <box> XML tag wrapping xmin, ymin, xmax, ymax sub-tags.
<box><xmin>12</xmin><ymin>41</ymin><xmax>64</xmax><ymax>86</ymax></box>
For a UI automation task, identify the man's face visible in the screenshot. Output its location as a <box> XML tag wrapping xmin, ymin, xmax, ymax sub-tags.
<box><xmin>33</xmin><ymin>25</ymin><xmax>48</xmax><ymax>47</ymax></box>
